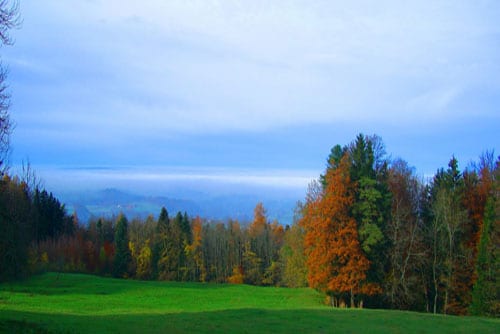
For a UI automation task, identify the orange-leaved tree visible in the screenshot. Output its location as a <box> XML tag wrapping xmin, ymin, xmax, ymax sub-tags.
<box><xmin>302</xmin><ymin>154</ymin><xmax>378</xmax><ymax>307</ymax></box>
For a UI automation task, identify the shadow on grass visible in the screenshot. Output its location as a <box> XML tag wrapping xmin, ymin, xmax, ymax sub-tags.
<box><xmin>0</xmin><ymin>319</ymin><xmax>68</xmax><ymax>334</ymax></box>
<box><xmin>1</xmin><ymin>308</ymin><xmax>498</xmax><ymax>334</ymax></box>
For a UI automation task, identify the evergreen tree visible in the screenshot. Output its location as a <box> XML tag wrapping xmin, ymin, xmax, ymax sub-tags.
<box><xmin>470</xmin><ymin>160</ymin><xmax>499</xmax><ymax>316</ymax></box>
<box><xmin>172</xmin><ymin>211</ymin><xmax>187</xmax><ymax>280</ymax></box>
<box><xmin>113</xmin><ymin>214</ymin><xmax>130</xmax><ymax>278</ymax></box>
<box><xmin>349</xmin><ymin>134</ymin><xmax>391</xmax><ymax>302</ymax></box>
<box><xmin>0</xmin><ymin>175</ymin><xmax>31</xmax><ymax>280</ymax></box>
<box><xmin>470</xmin><ymin>198</ymin><xmax>497</xmax><ymax>315</ymax></box>
<box><xmin>152</xmin><ymin>207</ymin><xmax>169</xmax><ymax>279</ymax></box>
<box><xmin>320</xmin><ymin>144</ymin><xmax>346</xmax><ymax>186</ymax></box>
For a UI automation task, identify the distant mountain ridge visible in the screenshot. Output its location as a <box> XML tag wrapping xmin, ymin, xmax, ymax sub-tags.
<box><xmin>61</xmin><ymin>188</ymin><xmax>296</xmax><ymax>225</ymax></box>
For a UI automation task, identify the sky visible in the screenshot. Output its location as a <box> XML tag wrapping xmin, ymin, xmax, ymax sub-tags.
<box><xmin>3</xmin><ymin>0</ymin><xmax>500</xmax><ymax>198</ymax></box>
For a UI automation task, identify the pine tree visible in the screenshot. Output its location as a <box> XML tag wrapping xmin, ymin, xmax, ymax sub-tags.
<box><xmin>349</xmin><ymin>134</ymin><xmax>391</xmax><ymax>300</ymax></box>
<box><xmin>113</xmin><ymin>214</ymin><xmax>130</xmax><ymax>278</ymax></box>
<box><xmin>158</xmin><ymin>211</ymin><xmax>177</xmax><ymax>280</ymax></box>
<box><xmin>470</xmin><ymin>198</ymin><xmax>497</xmax><ymax>315</ymax></box>
<box><xmin>0</xmin><ymin>175</ymin><xmax>31</xmax><ymax>280</ymax></box>
<box><xmin>470</xmin><ymin>160</ymin><xmax>499</xmax><ymax>316</ymax></box>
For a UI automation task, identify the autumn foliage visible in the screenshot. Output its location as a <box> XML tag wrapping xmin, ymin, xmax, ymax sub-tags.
<box><xmin>3</xmin><ymin>133</ymin><xmax>498</xmax><ymax>317</ymax></box>
<box><xmin>302</xmin><ymin>155</ymin><xmax>379</xmax><ymax>307</ymax></box>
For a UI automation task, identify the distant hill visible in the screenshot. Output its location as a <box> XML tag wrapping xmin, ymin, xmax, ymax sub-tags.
<box><xmin>60</xmin><ymin>188</ymin><xmax>296</xmax><ymax>225</ymax></box>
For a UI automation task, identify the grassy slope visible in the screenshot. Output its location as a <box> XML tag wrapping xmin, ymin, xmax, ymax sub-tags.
<box><xmin>0</xmin><ymin>273</ymin><xmax>497</xmax><ymax>333</ymax></box>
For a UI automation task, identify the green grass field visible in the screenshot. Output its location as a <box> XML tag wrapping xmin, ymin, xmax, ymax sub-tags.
<box><xmin>0</xmin><ymin>273</ymin><xmax>497</xmax><ymax>333</ymax></box>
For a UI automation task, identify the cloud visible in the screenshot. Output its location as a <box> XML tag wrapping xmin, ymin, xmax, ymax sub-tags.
<box><xmin>27</xmin><ymin>165</ymin><xmax>318</xmax><ymax>197</ymax></box>
<box><xmin>5</xmin><ymin>0</ymin><xmax>500</xmax><ymax>170</ymax></box>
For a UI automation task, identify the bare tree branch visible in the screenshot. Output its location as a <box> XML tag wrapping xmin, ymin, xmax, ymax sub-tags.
<box><xmin>0</xmin><ymin>0</ymin><xmax>20</xmax><ymax>173</ymax></box>
<box><xmin>0</xmin><ymin>0</ymin><xmax>20</xmax><ymax>46</ymax></box>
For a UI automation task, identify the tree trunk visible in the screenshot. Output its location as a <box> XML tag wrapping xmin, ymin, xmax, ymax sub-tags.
<box><xmin>432</xmin><ymin>220</ymin><xmax>439</xmax><ymax>314</ymax></box>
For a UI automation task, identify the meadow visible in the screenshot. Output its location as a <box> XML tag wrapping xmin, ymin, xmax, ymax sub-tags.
<box><xmin>0</xmin><ymin>273</ymin><xmax>498</xmax><ymax>333</ymax></box>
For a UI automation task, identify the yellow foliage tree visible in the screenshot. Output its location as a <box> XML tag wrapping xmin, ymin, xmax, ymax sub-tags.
<box><xmin>136</xmin><ymin>241</ymin><xmax>152</xmax><ymax>280</ymax></box>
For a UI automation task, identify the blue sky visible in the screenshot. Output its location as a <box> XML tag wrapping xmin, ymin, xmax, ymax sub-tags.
<box><xmin>4</xmin><ymin>0</ymin><xmax>500</xmax><ymax>197</ymax></box>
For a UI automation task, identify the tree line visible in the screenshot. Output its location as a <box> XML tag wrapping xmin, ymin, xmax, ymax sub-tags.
<box><xmin>300</xmin><ymin>134</ymin><xmax>498</xmax><ymax>316</ymax></box>
<box><xmin>2</xmin><ymin>134</ymin><xmax>494</xmax><ymax>317</ymax></box>
<box><xmin>28</xmin><ymin>203</ymin><xmax>286</xmax><ymax>286</ymax></box>
<box><xmin>0</xmin><ymin>173</ymin><xmax>74</xmax><ymax>281</ymax></box>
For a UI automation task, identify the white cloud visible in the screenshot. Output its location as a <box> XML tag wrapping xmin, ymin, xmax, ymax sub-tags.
<box><xmin>28</xmin><ymin>165</ymin><xmax>318</xmax><ymax>196</ymax></box>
